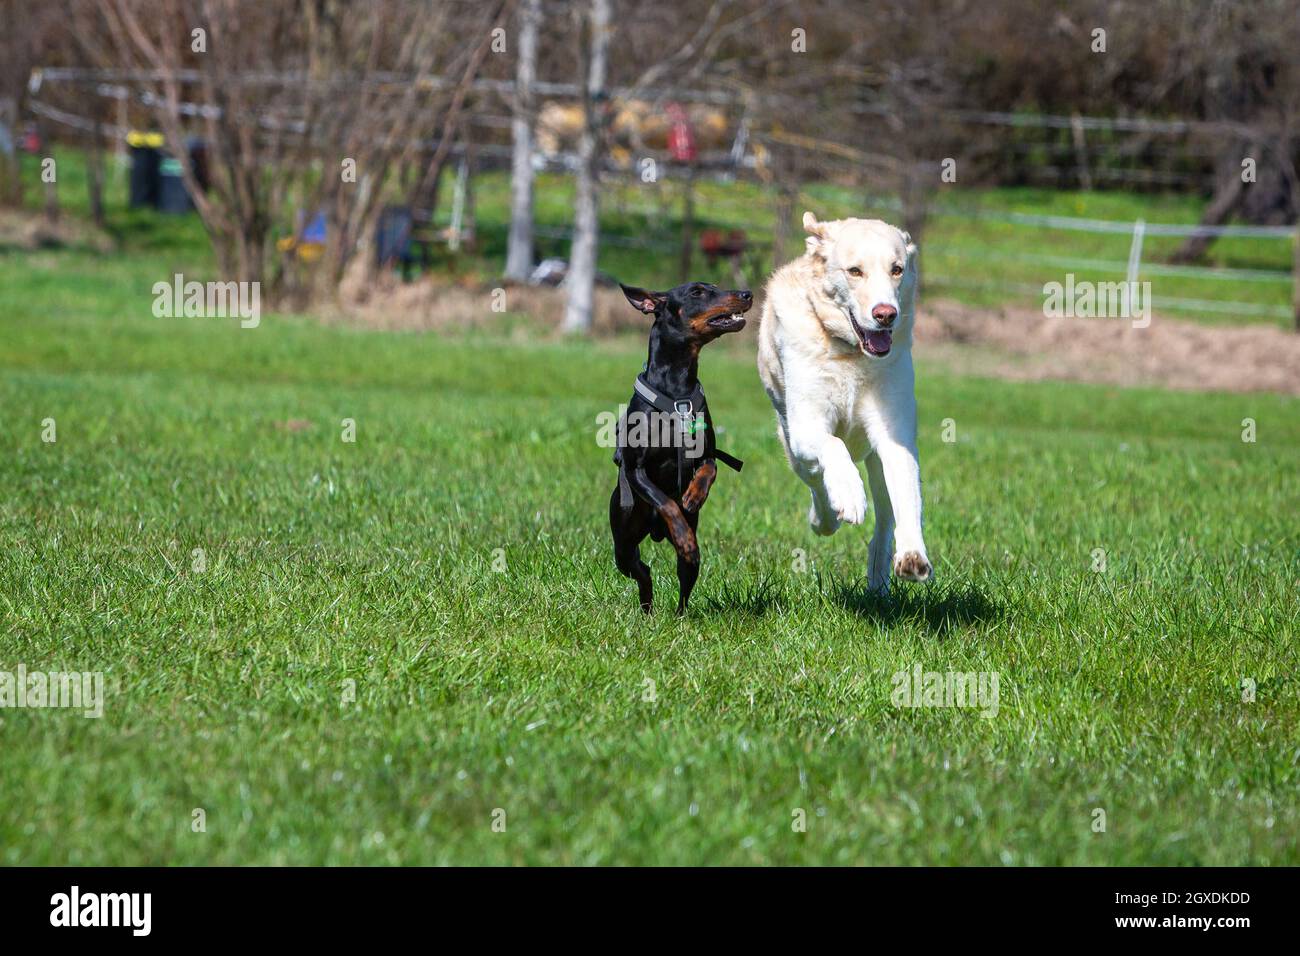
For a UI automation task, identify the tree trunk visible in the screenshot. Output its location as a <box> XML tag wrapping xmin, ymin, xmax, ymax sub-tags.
<box><xmin>561</xmin><ymin>0</ymin><xmax>610</xmax><ymax>335</ymax></box>
<box><xmin>1169</xmin><ymin>153</ymin><xmax>1248</xmax><ymax>264</ymax></box>
<box><xmin>900</xmin><ymin>163</ymin><xmax>928</xmax><ymax>286</ymax></box>
<box><xmin>88</xmin><ymin>115</ymin><xmax>106</xmax><ymax>228</ymax></box>
<box><xmin>235</xmin><ymin>228</ymin><xmax>265</xmax><ymax>286</ymax></box>
<box><xmin>505</xmin><ymin>0</ymin><xmax>540</xmax><ymax>282</ymax></box>
<box><xmin>42</xmin><ymin>123</ymin><xmax>58</xmax><ymax>225</ymax></box>
<box><xmin>44</xmin><ymin>177</ymin><xmax>59</xmax><ymax>224</ymax></box>
<box><xmin>679</xmin><ymin>168</ymin><xmax>695</xmax><ymax>281</ymax></box>
<box><xmin>772</xmin><ymin>183</ymin><xmax>796</xmax><ymax>273</ymax></box>
<box><xmin>0</xmin><ymin>96</ymin><xmax>20</xmax><ymax>208</ymax></box>
<box><xmin>1293</xmin><ymin>224</ymin><xmax>1300</xmax><ymax>334</ymax></box>
<box><xmin>1070</xmin><ymin>112</ymin><xmax>1092</xmax><ymax>191</ymax></box>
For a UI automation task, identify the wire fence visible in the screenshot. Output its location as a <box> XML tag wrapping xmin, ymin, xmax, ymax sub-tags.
<box><xmin>923</xmin><ymin>209</ymin><xmax>1296</xmax><ymax>322</ymax></box>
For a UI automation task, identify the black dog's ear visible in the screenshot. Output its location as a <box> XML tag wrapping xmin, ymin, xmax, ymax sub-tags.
<box><xmin>620</xmin><ymin>284</ymin><xmax>666</xmax><ymax>315</ymax></box>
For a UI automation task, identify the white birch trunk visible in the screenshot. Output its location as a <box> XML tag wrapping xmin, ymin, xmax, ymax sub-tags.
<box><xmin>505</xmin><ymin>0</ymin><xmax>541</xmax><ymax>281</ymax></box>
<box><xmin>561</xmin><ymin>0</ymin><xmax>611</xmax><ymax>334</ymax></box>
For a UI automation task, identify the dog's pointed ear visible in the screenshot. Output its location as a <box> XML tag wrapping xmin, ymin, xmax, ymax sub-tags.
<box><xmin>802</xmin><ymin>210</ymin><xmax>827</xmax><ymax>238</ymax></box>
<box><xmin>620</xmin><ymin>283</ymin><xmax>665</xmax><ymax>315</ymax></box>
<box><xmin>899</xmin><ymin>229</ymin><xmax>918</xmax><ymax>267</ymax></box>
<box><xmin>803</xmin><ymin>211</ymin><xmax>830</xmax><ymax>258</ymax></box>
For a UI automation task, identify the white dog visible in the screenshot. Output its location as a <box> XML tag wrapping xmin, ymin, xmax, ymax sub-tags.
<box><xmin>757</xmin><ymin>212</ymin><xmax>931</xmax><ymax>592</ymax></box>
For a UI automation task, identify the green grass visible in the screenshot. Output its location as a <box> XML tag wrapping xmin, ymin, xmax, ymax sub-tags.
<box><xmin>17</xmin><ymin>148</ymin><xmax>1298</xmax><ymax>326</ymax></box>
<box><xmin>1</xmin><ymin>217</ymin><xmax>1298</xmax><ymax>864</ymax></box>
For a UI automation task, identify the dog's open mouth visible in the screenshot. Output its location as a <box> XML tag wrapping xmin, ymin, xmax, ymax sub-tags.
<box><xmin>706</xmin><ymin>298</ymin><xmax>752</xmax><ymax>332</ymax></box>
<box><xmin>707</xmin><ymin>312</ymin><xmax>748</xmax><ymax>331</ymax></box>
<box><xmin>851</xmin><ymin>318</ymin><xmax>891</xmax><ymax>356</ymax></box>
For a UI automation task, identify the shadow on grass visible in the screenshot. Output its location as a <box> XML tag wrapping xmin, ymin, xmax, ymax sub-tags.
<box><xmin>696</xmin><ymin>574</ymin><xmax>788</xmax><ymax>618</ymax></box>
<box><xmin>830</xmin><ymin>578</ymin><xmax>1006</xmax><ymax>636</ymax></box>
<box><xmin>696</xmin><ymin>573</ymin><xmax>1006</xmax><ymax>636</ymax></box>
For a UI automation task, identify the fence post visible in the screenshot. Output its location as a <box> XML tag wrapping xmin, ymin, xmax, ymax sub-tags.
<box><xmin>448</xmin><ymin>155</ymin><xmax>468</xmax><ymax>252</ymax></box>
<box><xmin>1126</xmin><ymin>218</ymin><xmax>1145</xmax><ymax>287</ymax></box>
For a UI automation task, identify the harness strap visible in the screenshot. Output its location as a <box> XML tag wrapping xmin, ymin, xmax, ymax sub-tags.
<box><xmin>618</xmin><ymin>460</ymin><xmax>634</xmax><ymax>510</ymax></box>
<box><xmin>715</xmin><ymin>449</ymin><xmax>744</xmax><ymax>472</ymax></box>
<box><xmin>633</xmin><ymin>375</ymin><xmax>704</xmax><ymax>415</ymax></box>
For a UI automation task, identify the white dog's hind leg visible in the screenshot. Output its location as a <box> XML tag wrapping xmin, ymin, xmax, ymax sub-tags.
<box><xmin>865</xmin><ymin>451</ymin><xmax>894</xmax><ymax>592</ymax></box>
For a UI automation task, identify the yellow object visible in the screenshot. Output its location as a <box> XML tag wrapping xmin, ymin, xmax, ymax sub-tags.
<box><xmin>276</xmin><ymin>236</ymin><xmax>324</xmax><ymax>262</ymax></box>
<box><xmin>126</xmin><ymin>130</ymin><xmax>165</xmax><ymax>148</ymax></box>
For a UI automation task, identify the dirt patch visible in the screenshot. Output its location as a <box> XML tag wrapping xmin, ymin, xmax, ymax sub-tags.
<box><xmin>331</xmin><ymin>270</ymin><xmax>646</xmax><ymax>335</ymax></box>
<box><xmin>916</xmin><ymin>299</ymin><xmax>1300</xmax><ymax>396</ymax></box>
<box><xmin>0</xmin><ymin>209</ymin><xmax>115</xmax><ymax>253</ymax></box>
<box><xmin>336</xmin><ymin>275</ymin><xmax>1299</xmax><ymax>396</ymax></box>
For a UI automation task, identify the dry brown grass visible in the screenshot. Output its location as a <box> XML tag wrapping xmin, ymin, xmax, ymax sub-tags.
<box><xmin>332</xmin><ymin>272</ymin><xmax>644</xmax><ymax>335</ymax></box>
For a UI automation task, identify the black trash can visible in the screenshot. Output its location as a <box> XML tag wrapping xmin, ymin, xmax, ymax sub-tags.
<box><xmin>128</xmin><ymin>141</ymin><xmax>161</xmax><ymax>208</ymax></box>
<box><xmin>158</xmin><ymin>156</ymin><xmax>193</xmax><ymax>214</ymax></box>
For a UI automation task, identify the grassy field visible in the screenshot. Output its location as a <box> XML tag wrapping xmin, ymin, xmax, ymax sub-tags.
<box><xmin>2</xmin><ymin>186</ymin><xmax>1299</xmax><ymax>864</ymax></box>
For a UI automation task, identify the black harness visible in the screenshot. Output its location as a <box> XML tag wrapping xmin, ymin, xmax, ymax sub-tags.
<box><xmin>616</xmin><ymin>374</ymin><xmax>743</xmax><ymax>511</ymax></box>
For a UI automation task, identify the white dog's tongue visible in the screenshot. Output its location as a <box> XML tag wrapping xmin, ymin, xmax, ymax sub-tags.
<box><xmin>863</xmin><ymin>329</ymin><xmax>892</xmax><ymax>355</ymax></box>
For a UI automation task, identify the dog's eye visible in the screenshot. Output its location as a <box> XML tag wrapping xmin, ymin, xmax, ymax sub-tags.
<box><xmin>847</xmin><ymin>267</ymin><xmax>863</xmax><ymax>278</ymax></box>
<box><xmin>691</xmin><ymin>287</ymin><xmax>705</xmax><ymax>297</ymax></box>
<box><xmin>890</xmin><ymin>264</ymin><xmax>904</xmax><ymax>277</ymax></box>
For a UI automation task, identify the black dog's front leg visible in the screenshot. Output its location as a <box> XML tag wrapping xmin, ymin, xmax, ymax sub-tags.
<box><xmin>680</xmin><ymin>459</ymin><xmax>717</xmax><ymax>513</ymax></box>
<box><xmin>629</xmin><ymin>464</ymin><xmax>700</xmax><ymax>615</ymax></box>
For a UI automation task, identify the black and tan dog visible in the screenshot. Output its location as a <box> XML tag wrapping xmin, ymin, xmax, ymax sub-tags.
<box><xmin>610</xmin><ymin>281</ymin><xmax>753</xmax><ymax>614</ymax></box>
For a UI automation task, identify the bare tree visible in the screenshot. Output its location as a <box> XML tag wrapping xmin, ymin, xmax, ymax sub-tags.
<box><xmin>0</xmin><ymin>1</ymin><xmax>60</xmax><ymax>207</ymax></box>
<box><xmin>561</xmin><ymin>0</ymin><xmax>611</xmax><ymax>334</ymax></box>
<box><xmin>311</xmin><ymin>0</ymin><xmax>510</xmax><ymax>295</ymax></box>
<box><xmin>97</xmin><ymin>0</ymin><xmax>505</xmax><ymax>293</ymax></box>
<box><xmin>403</xmin><ymin>1</ymin><xmax>512</xmax><ymax>232</ymax></box>
<box><xmin>505</xmin><ymin>0</ymin><xmax>541</xmax><ymax>282</ymax></box>
<box><xmin>1163</xmin><ymin>0</ymin><xmax>1300</xmax><ymax>264</ymax></box>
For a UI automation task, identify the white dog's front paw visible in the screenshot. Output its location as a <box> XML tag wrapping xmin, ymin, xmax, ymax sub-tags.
<box><xmin>893</xmin><ymin>550</ymin><xmax>933</xmax><ymax>582</ymax></box>
<box><xmin>824</xmin><ymin>468</ymin><xmax>868</xmax><ymax>525</ymax></box>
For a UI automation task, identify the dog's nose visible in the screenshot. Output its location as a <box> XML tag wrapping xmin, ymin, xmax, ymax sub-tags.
<box><xmin>871</xmin><ymin>303</ymin><xmax>897</xmax><ymax>326</ymax></box>
<box><xmin>738</xmin><ymin>290</ymin><xmax>753</xmax><ymax>303</ymax></box>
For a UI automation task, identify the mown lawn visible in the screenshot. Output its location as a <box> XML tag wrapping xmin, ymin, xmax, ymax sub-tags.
<box><xmin>1</xmin><ymin>228</ymin><xmax>1297</xmax><ymax>864</ymax></box>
